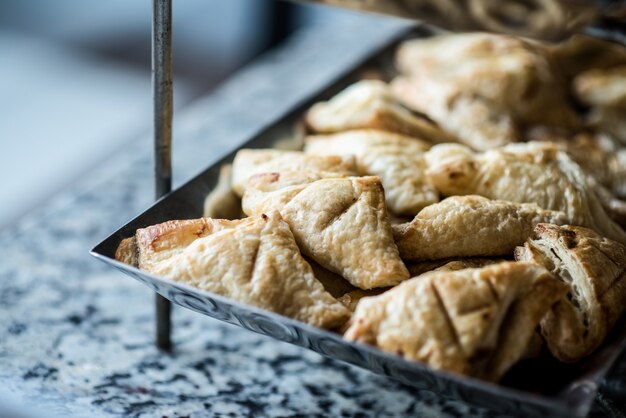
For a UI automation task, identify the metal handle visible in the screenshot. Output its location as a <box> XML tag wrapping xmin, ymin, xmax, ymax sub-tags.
<box><xmin>152</xmin><ymin>0</ymin><xmax>173</xmax><ymax>351</ymax></box>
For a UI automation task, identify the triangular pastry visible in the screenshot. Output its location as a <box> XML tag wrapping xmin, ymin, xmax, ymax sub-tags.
<box><xmin>424</xmin><ymin>142</ymin><xmax>626</xmax><ymax>244</ymax></box>
<box><xmin>231</xmin><ymin>149</ymin><xmax>357</xmax><ymax>197</ymax></box>
<box><xmin>115</xmin><ymin>212</ymin><xmax>351</xmax><ymax>329</ymax></box>
<box><xmin>243</xmin><ymin>172</ymin><xmax>410</xmax><ymax>289</ymax></box>
<box><xmin>515</xmin><ymin>223</ymin><xmax>626</xmax><ymax>362</ymax></box>
<box><xmin>304</xmin><ymin>80</ymin><xmax>455</xmax><ymax>144</ymax></box>
<box><xmin>393</xmin><ymin>195</ymin><xmax>568</xmax><ymax>261</ymax></box>
<box><xmin>305</xmin><ymin>129</ymin><xmax>438</xmax><ymax>215</ymax></box>
<box><xmin>344</xmin><ymin>261</ymin><xmax>568</xmax><ymax>381</ymax></box>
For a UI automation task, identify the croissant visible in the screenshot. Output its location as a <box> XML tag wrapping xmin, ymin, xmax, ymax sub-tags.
<box><xmin>243</xmin><ymin>172</ymin><xmax>410</xmax><ymax>289</ymax></box>
<box><xmin>305</xmin><ymin>129</ymin><xmax>438</xmax><ymax>215</ymax></box>
<box><xmin>115</xmin><ymin>212</ymin><xmax>351</xmax><ymax>329</ymax></box>
<box><xmin>424</xmin><ymin>142</ymin><xmax>626</xmax><ymax>244</ymax></box>
<box><xmin>515</xmin><ymin>223</ymin><xmax>626</xmax><ymax>362</ymax></box>
<box><xmin>393</xmin><ymin>195</ymin><xmax>568</xmax><ymax>261</ymax></box>
<box><xmin>344</xmin><ymin>261</ymin><xmax>568</xmax><ymax>381</ymax></box>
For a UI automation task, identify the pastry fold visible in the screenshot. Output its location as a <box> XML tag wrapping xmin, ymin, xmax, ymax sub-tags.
<box><xmin>515</xmin><ymin>223</ymin><xmax>626</xmax><ymax>362</ymax></box>
<box><xmin>424</xmin><ymin>142</ymin><xmax>626</xmax><ymax>244</ymax></box>
<box><xmin>305</xmin><ymin>129</ymin><xmax>438</xmax><ymax>215</ymax></box>
<box><xmin>344</xmin><ymin>261</ymin><xmax>568</xmax><ymax>381</ymax></box>
<box><xmin>393</xmin><ymin>195</ymin><xmax>568</xmax><ymax>261</ymax></box>
<box><xmin>243</xmin><ymin>171</ymin><xmax>409</xmax><ymax>289</ymax></box>
<box><xmin>305</xmin><ymin>80</ymin><xmax>454</xmax><ymax>144</ymax></box>
<box><xmin>115</xmin><ymin>211</ymin><xmax>351</xmax><ymax>329</ymax></box>
<box><xmin>231</xmin><ymin>149</ymin><xmax>356</xmax><ymax>197</ymax></box>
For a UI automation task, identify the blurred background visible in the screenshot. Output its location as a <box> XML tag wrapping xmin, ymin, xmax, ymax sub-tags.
<box><xmin>0</xmin><ymin>0</ymin><xmax>355</xmax><ymax>230</ymax></box>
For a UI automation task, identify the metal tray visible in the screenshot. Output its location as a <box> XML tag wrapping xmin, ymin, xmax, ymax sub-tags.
<box><xmin>91</xmin><ymin>30</ymin><xmax>626</xmax><ymax>417</ymax></box>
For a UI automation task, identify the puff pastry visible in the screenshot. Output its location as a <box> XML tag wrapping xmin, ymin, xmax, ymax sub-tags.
<box><xmin>393</xmin><ymin>33</ymin><xmax>580</xmax><ymax>150</ymax></box>
<box><xmin>115</xmin><ymin>212</ymin><xmax>351</xmax><ymax>329</ymax></box>
<box><xmin>230</xmin><ymin>149</ymin><xmax>357</xmax><ymax>197</ymax></box>
<box><xmin>406</xmin><ymin>258</ymin><xmax>506</xmax><ymax>277</ymax></box>
<box><xmin>305</xmin><ymin>129</ymin><xmax>438</xmax><ymax>215</ymax></box>
<box><xmin>305</xmin><ymin>80</ymin><xmax>455</xmax><ymax>144</ymax></box>
<box><xmin>515</xmin><ymin>223</ymin><xmax>626</xmax><ymax>362</ymax></box>
<box><xmin>424</xmin><ymin>142</ymin><xmax>626</xmax><ymax>245</ymax></box>
<box><xmin>243</xmin><ymin>172</ymin><xmax>410</xmax><ymax>289</ymax></box>
<box><xmin>344</xmin><ymin>261</ymin><xmax>568</xmax><ymax>381</ymax></box>
<box><xmin>393</xmin><ymin>195</ymin><xmax>568</xmax><ymax>261</ymax></box>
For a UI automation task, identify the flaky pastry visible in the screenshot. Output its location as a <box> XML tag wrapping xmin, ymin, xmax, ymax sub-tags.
<box><xmin>393</xmin><ymin>196</ymin><xmax>568</xmax><ymax>261</ymax></box>
<box><xmin>115</xmin><ymin>212</ymin><xmax>351</xmax><ymax>329</ymax></box>
<box><xmin>515</xmin><ymin>223</ymin><xmax>626</xmax><ymax>362</ymax></box>
<box><xmin>231</xmin><ymin>149</ymin><xmax>356</xmax><ymax>197</ymax></box>
<box><xmin>424</xmin><ymin>142</ymin><xmax>626</xmax><ymax>244</ymax></box>
<box><xmin>344</xmin><ymin>261</ymin><xmax>568</xmax><ymax>381</ymax></box>
<box><xmin>243</xmin><ymin>172</ymin><xmax>409</xmax><ymax>289</ymax></box>
<box><xmin>305</xmin><ymin>80</ymin><xmax>455</xmax><ymax>144</ymax></box>
<box><xmin>393</xmin><ymin>33</ymin><xmax>580</xmax><ymax>150</ymax></box>
<box><xmin>305</xmin><ymin>129</ymin><xmax>438</xmax><ymax>215</ymax></box>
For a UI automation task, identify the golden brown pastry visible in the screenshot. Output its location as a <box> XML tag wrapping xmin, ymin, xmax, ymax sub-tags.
<box><xmin>305</xmin><ymin>129</ymin><xmax>438</xmax><ymax>215</ymax></box>
<box><xmin>115</xmin><ymin>212</ymin><xmax>351</xmax><ymax>329</ymax></box>
<box><xmin>304</xmin><ymin>80</ymin><xmax>455</xmax><ymax>144</ymax></box>
<box><xmin>392</xmin><ymin>33</ymin><xmax>580</xmax><ymax>150</ymax></box>
<box><xmin>424</xmin><ymin>142</ymin><xmax>626</xmax><ymax>244</ymax></box>
<box><xmin>393</xmin><ymin>195</ymin><xmax>568</xmax><ymax>261</ymax></box>
<box><xmin>243</xmin><ymin>171</ymin><xmax>410</xmax><ymax>289</ymax></box>
<box><xmin>230</xmin><ymin>149</ymin><xmax>357</xmax><ymax>197</ymax></box>
<box><xmin>515</xmin><ymin>223</ymin><xmax>626</xmax><ymax>362</ymax></box>
<box><xmin>344</xmin><ymin>261</ymin><xmax>568</xmax><ymax>381</ymax></box>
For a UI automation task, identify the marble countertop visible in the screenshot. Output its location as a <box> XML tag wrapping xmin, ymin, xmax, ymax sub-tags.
<box><xmin>1</xmin><ymin>19</ymin><xmax>625</xmax><ymax>418</ymax></box>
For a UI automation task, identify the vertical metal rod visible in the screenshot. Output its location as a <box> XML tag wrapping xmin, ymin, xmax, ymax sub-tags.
<box><xmin>152</xmin><ymin>0</ymin><xmax>173</xmax><ymax>351</ymax></box>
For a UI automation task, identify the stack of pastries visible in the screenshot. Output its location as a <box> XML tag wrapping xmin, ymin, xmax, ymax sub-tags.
<box><xmin>116</xmin><ymin>32</ymin><xmax>626</xmax><ymax>383</ymax></box>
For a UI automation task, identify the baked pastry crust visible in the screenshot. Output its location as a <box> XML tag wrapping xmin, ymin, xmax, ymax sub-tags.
<box><xmin>406</xmin><ymin>258</ymin><xmax>506</xmax><ymax>277</ymax></box>
<box><xmin>515</xmin><ymin>223</ymin><xmax>626</xmax><ymax>362</ymax></box>
<box><xmin>243</xmin><ymin>172</ymin><xmax>409</xmax><ymax>289</ymax></box>
<box><xmin>305</xmin><ymin>129</ymin><xmax>438</xmax><ymax>215</ymax></box>
<box><xmin>344</xmin><ymin>261</ymin><xmax>568</xmax><ymax>381</ymax></box>
<box><xmin>393</xmin><ymin>195</ymin><xmax>568</xmax><ymax>261</ymax></box>
<box><xmin>393</xmin><ymin>33</ymin><xmax>580</xmax><ymax>150</ymax></box>
<box><xmin>304</xmin><ymin>80</ymin><xmax>455</xmax><ymax>144</ymax></box>
<box><xmin>115</xmin><ymin>212</ymin><xmax>351</xmax><ymax>329</ymax></box>
<box><xmin>424</xmin><ymin>142</ymin><xmax>626</xmax><ymax>244</ymax></box>
<box><xmin>231</xmin><ymin>149</ymin><xmax>356</xmax><ymax>197</ymax></box>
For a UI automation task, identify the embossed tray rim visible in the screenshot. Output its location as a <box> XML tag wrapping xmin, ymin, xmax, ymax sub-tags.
<box><xmin>90</xmin><ymin>28</ymin><xmax>626</xmax><ymax>418</ymax></box>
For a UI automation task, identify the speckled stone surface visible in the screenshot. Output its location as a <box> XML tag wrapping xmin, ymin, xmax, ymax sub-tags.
<box><xmin>1</xmin><ymin>19</ymin><xmax>625</xmax><ymax>418</ymax></box>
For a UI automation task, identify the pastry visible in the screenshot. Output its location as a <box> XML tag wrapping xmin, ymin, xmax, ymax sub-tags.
<box><xmin>344</xmin><ymin>261</ymin><xmax>568</xmax><ymax>381</ymax></box>
<box><xmin>393</xmin><ymin>33</ymin><xmax>580</xmax><ymax>150</ymax></box>
<box><xmin>515</xmin><ymin>223</ymin><xmax>626</xmax><ymax>362</ymax></box>
<box><xmin>243</xmin><ymin>172</ymin><xmax>410</xmax><ymax>289</ymax></box>
<box><xmin>230</xmin><ymin>149</ymin><xmax>357</xmax><ymax>197</ymax></box>
<box><xmin>424</xmin><ymin>142</ymin><xmax>626</xmax><ymax>244</ymax></box>
<box><xmin>305</xmin><ymin>129</ymin><xmax>438</xmax><ymax>215</ymax></box>
<box><xmin>115</xmin><ymin>212</ymin><xmax>351</xmax><ymax>329</ymax></box>
<box><xmin>393</xmin><ymin>195</ymin><xmax>568</xmax><ymax>261</ymax></box>
<box><xmin>305</xmin><ymin>80</ymin><xmax>455</xmax><ymax>144</ymax></box>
